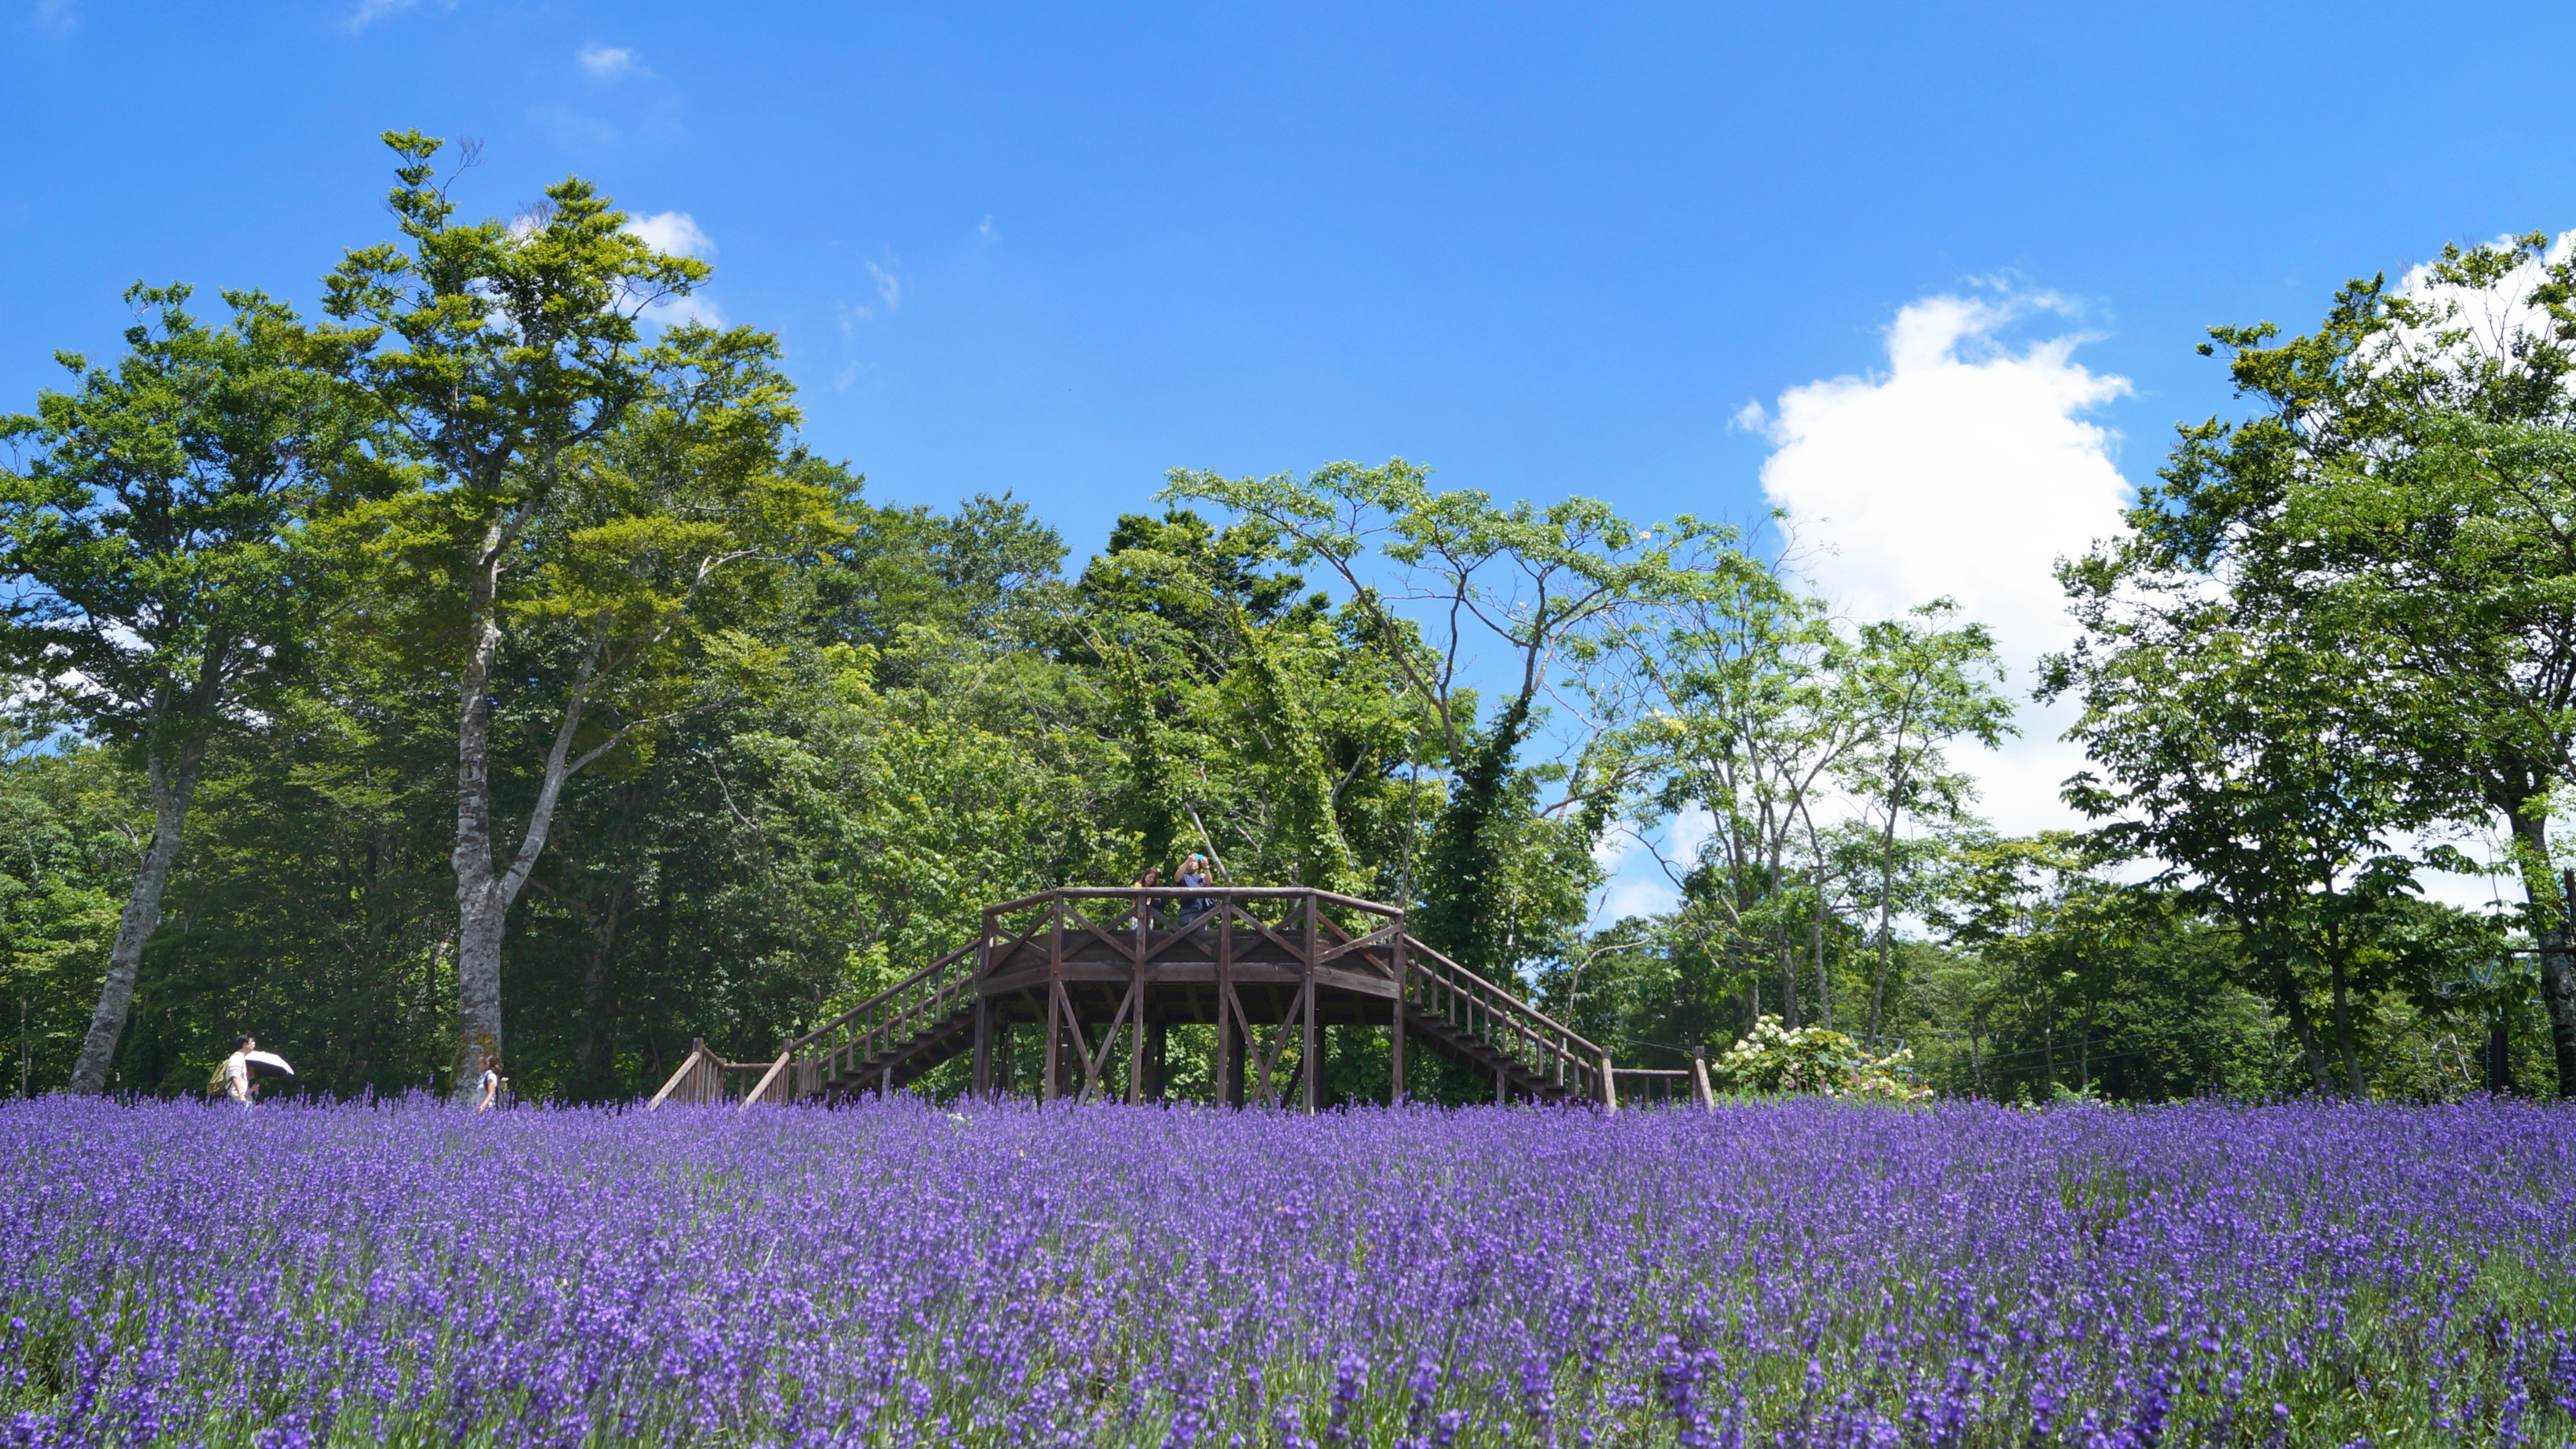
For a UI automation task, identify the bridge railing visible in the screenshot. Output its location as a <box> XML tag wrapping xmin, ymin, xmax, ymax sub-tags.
<box><xmin>646</xmin><ymin>1038</ymin><xmax>795</xmax><ymax>1110</ymax></box>
<box><xmin>980</xmin><ymin>886</ymin><xmax>1405</xmax><ymax>964</ymax></box>
<box><xmin>775</xmin><ymin>941</ymin><xmax>980</xmax><ymax>1098</ymax></box>
<box><xmin>1393</xmin><ymin>938</ymin><xmax>1612</xmax><ymax>1104</ymax></box>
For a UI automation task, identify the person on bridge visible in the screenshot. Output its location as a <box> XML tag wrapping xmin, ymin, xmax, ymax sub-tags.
<box><xmin>1130</xmin><ymin>866</ymin><xmax>1162</xmax><ymax>927</ymax></box>
<box><xmin>1178</xmin><ymin>854</ymin><xmax>1214</xmax><ymax>924</ymax></box>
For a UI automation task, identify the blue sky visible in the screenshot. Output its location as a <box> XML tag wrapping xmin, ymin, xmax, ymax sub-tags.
<box><xmin>6</xmin><ymin>0</ymin><xmax>2571</xmax><ymax>902</ymax></box>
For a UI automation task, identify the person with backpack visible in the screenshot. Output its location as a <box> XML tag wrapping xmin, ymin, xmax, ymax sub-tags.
<box><xmin>209</xmin><ymin>1035</ymin><xmax>256</xmax><ymax>1107</ymax></box>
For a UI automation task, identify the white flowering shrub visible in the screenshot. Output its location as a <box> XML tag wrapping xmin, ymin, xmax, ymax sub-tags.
<box><xmin>1711</xmin><ymin>1015</ymin><xmax>1930</xmax><ymax>1101</ymax></box>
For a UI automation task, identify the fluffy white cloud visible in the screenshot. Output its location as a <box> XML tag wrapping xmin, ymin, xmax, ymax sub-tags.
<box><xmin>624</xmin><ymin>210</ymin><xmax>713</xmax><ymax>258</ymax></box>
<box><xmin>1750</xmin><ymin>290</ymin><xmax>2136</xmax><ymax>837</ymax></box>
<box><xmin>576</xmin><ymin>43</ymin><xmax>638</xmax><ymax>78</ymax></box>
<box><xmin>616</xmin><ymin>213</ymin><xmax>720</xmax><ymax>328</ymax></box>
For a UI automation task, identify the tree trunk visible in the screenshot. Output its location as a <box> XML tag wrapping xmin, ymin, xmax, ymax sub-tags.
<box><xmin>452</xmin><ymin>554</ymin><xmax>508</xmax><ymax>1085</ymax></box>
<box><xmin>2327</xmin><ymin>953</ymin><xmax>2365</xmax><ymax>1099</ymax></box>
<box><xmin>2275</xmin><ymin>964</ymin><xmax>2335</xmax><ymax>1094</ymax></box>
<box><xmin>1809</xmin><ymin>869</ymin><xmax>1830</xmax><ymax>1030</ymax></box>
<box><xmin>1777</xmin><ymin>939</ymin><xmax>1800</xmax><ymax>1030</ymax></box>
<box><xmin>451</xmin><ymin>543</ymin><xmax>617</xmax><ymax>1090</ymax></box>
<box><xmin>2041</xmin><ymin>997</ymin><xmax>2054</xmax><ymax>1096</ymax></box>
<box><xmin>2510</xmin><ymin>815</ymin><xmax>2576</xmax><ymax>1098</ymax></box>
<box><xmin>1866</xmin><ymin>817</ymin><xmax>1901</xmax><ymax>1044</ymax></box>
<box><xmin>574</xmin><ymin>881</ymin><xmax>632</xmax><ymax>1100</ymax></box>
<box><xmin>68</xmin><ymin>741</ymin><xmax>206</xmax><ymax>1094</ymax></box>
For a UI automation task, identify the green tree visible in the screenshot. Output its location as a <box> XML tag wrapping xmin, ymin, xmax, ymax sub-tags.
<box><xmin>1162</xmin><ymin>460</ymin><xmax>1748</xmax><ymax>980</ymax></box>
<box><xmin>1841</xmin><ymin>602</ymin><xmax>2014</xmax><ymax>1043</ymax></box>
<box><xmin>318</xmin><ymin>132</ymin><xmax>843</xmax><ymax>1083</ymax></box>
<box><xmin>0</xmin><ymin>283</ymin><xmax>375</xmax><ymax>1092</ymax></box>
<box><xmin>2052</xmin><ymin>232</ymin><xmax>2576</xmax><ymax>1092</ymax></box>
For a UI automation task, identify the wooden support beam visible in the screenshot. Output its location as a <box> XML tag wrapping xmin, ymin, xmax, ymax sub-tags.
<box><xmin>1302</xmin><ymin>893</ymin><xmax>1319</xmax><ymax>1114</ymax></box>
<box><xmin>1692</xmin><ymin>1049</ymin><xmax>1714</xmax><ymax>1110</ymax></box>
<box><xmin>1216</xmin><ymin>898</ymin><xmax>1238</xmax><ymax>1106</ymax></box>
<box><xmin>1389</xmin><ymin>931</ymin><xmax>1406</xmax><ymax>1105</ymax></box>
<box><xmin>972</xmin><ymin>996</ymin><xmax>993</xmax><ymax>1097</ymax></box>
<box><xmin>1042</xmin><ymin>976</ymin><xmax>1062</xmax><ymax>1104</ymax></box>
<box><xmin>1599</xmin><ymin>1052</ymin><xmax>1619</xmax><ymax>1112</ymax></box>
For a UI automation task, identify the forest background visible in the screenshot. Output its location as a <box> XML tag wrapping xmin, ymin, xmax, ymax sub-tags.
<box><xmin>6</xmin><ymin>136</ymin><xmax>2575</xmax><ymax>1107</ymax></box>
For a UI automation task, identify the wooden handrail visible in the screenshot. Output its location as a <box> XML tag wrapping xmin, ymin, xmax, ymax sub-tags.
<box><xmin>985</xmin><ymin>886</ymin><xmax>1405</xmax><ymax>919</ymax></box>
<box><xmin>781</xmin><ymin>943</ymin><xmax>976</xmax><ymax>1057</ymax></box>
<box><xmin>740</xmin><ymin>1051</ymin><xmax>793</xmax><ymax>1110</ymax></box>
<box><xmin>646</xmin><ymin>1043</ymin><xmax>721</xmax><ymax>1110</ymax></box>
<box><xmin>1400</xmin><ymin>939</ymin><xmax>1606</xmax><ymax>1058</ymax></box>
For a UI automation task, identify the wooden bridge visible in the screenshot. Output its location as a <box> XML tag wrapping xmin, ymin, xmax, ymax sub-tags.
<box><xmin>650</xmin><ymin>886</ymin><xmax>1715</xmax><ymax>1112</ymax></box>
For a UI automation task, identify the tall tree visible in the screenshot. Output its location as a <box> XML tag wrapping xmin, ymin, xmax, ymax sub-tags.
<box><xmin>2054</xmin><ymin>233</ymin><xmax>2576</xmax><ymax>1092</ymax></box>
<box><xmin>1630</xmin><ymin>572</ymin><xmax>1865</xmax><ymax>1029</ymax></box>
<box><xmin>1163</xmin><ymin>460</ymin><xmax>1749</xmax><ymax>979</ymax></box>
<box><xmin>318</xmin><ymin>133</ymin><xmax>841</xmax><ymax>1083</ymax></box>
<box><xmin>1841</xmin><ymin>602</ymin><xmax>2013</xmax><ymax>1044</ymax></box>
<box><xmin>0</xmin><ymin>283</ymin><xmax>373</xmax><ymax>1092</ymax></box>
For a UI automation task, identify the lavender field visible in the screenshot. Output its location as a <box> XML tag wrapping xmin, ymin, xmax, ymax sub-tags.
<box><xmin>2</xmin><ymin>1096</ymin><xmax>2571</xmax><ymax>1447</ymax></box>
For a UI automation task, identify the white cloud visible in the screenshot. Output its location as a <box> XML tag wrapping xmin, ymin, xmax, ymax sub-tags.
<box><xmin>867</xmin><ymin>261</ymin><xmax>904</xmax><ymax>311</ymax></box>
<box><xmin>977</xmin><ymin>216</ymin><xmax>999</xmax><ymax>242</ymax></box>
<box><xmin>646</xmin><ymin>294</ymin><xmax>724</xmax><ymax>328</ymax></box>
<box><xmin>343</xmin><ymin>0</ymin><xmax>444</xmax><ymax>33</ymax></box>
<box><xmin>624</xmin><ymin>210</ymin><xmax>713</xmax><ymax>258</ymax></box>
<box><xmin>1752</xmin><ymin>289</ymin><xmax>2136</xmax><ymax>837</ymax></box>
<box><xmin>33</xmin><ymin>0</ymin><xmax>75</xmax><ymax>31</ymax></box>
<box><xmin>613</xmin><ymin>215</ymin><xmax>718</xmax><ymax>328</ymax></box>
<box><xmin>576</xmin><ymin>43</ymin><xmax>639</xmax><ymax>78</ymax></box>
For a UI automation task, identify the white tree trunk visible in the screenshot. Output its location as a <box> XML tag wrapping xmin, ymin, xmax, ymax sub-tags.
<box><xmin>67</xmin><ymin>742</ymin><xmax>205</xmax><ymax>1095</ymax></box>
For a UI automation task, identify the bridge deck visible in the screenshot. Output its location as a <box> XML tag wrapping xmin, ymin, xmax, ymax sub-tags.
<box><xmin>652</xmin><ymin>887</ymin><xmax>1710</xmax><ymax>1112</ymax></box>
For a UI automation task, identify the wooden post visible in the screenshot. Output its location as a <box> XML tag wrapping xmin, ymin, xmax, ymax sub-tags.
<box><xmin>1389</xmin><ymin>927</ymin><xmax>1406</xmax><ymax>1105</ymax></box>
<box><xmin>1599</xmin><ymin>1052</ymin><xmax>1619</xmax><ymax>1112</ymax></box>
<box><xmin>972</xmin><ymin>996</ymin><xmax>993</xmax><ymax>1097</ymax></box>
<box><xmin>1216</xmin><ymin>894</ymin><xmax>1238</xmax><ymax>1107</ymax></box>
<box><xmin>1126</xmin><ymin>1014</ymin><xmax>1144</xmax><ymax>1104</ymax></box>
<box><xmin>1691</xmin><ymin>1048</ymin><xmax>1714</xmax><ymax>1110</ymax></box>
<box><xmin>1044</xmin><ymin>895</ymin><xmax>1064</xmax><ymax>1104</ymax></box>
<box><xmin>1042</xmin><ymin>990</ymin><xmax>1062</xmax><ymax>1105</ymax></box>
<box><xmin>1301</xmin><ymin>894</ymin><xmax>1319</xmax><ymax>1113</ymax></box>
